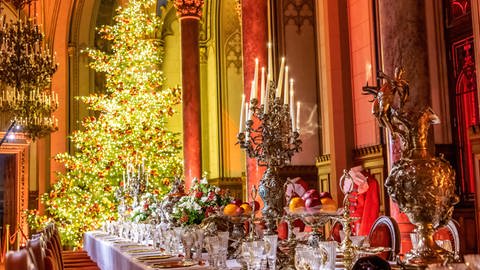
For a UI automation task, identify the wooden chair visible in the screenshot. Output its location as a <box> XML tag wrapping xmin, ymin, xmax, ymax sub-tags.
<box><xmin>433</xmin><ymin>219</ymin><xmax>462</xmax><ymax>255</ymax></box>
<box><xmin>5</xmin><ymin>248</ymin><xmax>35</xmax><ymax>270</ymax></box>
<box><xmin>367</xmin><ymin>216</ymin><xmax>400</xmax><ymax>261</ymax></box>
<box><xmin>39</xmin><ymin>223</ymin><xmax>100</xmax><ymax>270</ymax></box>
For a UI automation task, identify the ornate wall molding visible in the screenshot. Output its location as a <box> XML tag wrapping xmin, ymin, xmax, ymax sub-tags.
<box><xmin>173</xmin><ymin>0</ymin><xmax>205</xmax><ymax>18</ymax></box>
<box><xmin>0</xmin><ymin>141</ymin><xmax>29</xmax><ymax>246</ymax></box>
<box><xmin>224</xmin><ymin>30</ymin><xmax>242</xmax><ymax>73</ymax></box>
<box><xmin>283</xmin><ymin>0</ymin><xmax>315</xmax><ymax>33</ymax></box>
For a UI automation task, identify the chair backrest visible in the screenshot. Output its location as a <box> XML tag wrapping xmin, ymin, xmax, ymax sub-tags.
<box><xmin>368</xmin><ymin>216</ymin><xmax>400</xmax><ymax>261</ymax></box>
<box><xmin>5</xmin><ymin>248</ymin><xmax>35</xmax><ymax>270</ymax></box>
<box><xmin>27</xmin><ymin>235</ymin><xmax>46</xmax><ymax>270</ymax></box>
<box><xmin>434</xmin><ymin>219</ymin><xmax>462</xmax><ymax>255</ymax></box>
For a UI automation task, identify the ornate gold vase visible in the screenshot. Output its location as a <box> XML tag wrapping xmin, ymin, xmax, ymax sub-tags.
<box><xmin>387</xmin><ymin>152</ymin><xmax>457</xmax><ymax>265</ymax></box>
<box><xmin>363</xmin><ymin>68</ymin><xmax>459</xmax><ymax>267</ymax></box>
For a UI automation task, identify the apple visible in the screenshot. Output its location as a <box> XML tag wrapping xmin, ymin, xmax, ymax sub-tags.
<box><xmin>250</xmin><ymin>200</ymin><xmax>261</xmax><ymax>211</ymax></box>
<box><xmin>319</xmin><ymin>192</ymin><xmax>332</xmax><ymax>199</ymax></box>
<box><xmin>302</xmin><ymin>189</ymin><xmax>320</xmax><ymax>201</ymax></box>
<box><xmin>235</xmin><ymin>206</ymin><xmax>245</xmax><ymax>216</ymax></box>
<box><xmin>305</xmin><ymin>197</ymin><xmax>322</xmax><ymax>209</ymax></box>
<box><xmin>231</xmin><ymin>198</ymin><xmax>243</xmax><ymax>206</ymax></box>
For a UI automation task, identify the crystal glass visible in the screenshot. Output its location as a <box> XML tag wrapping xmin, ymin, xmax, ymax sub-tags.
<box><xmin>181</xmin><ymin>227</ymin><xmax>195</xmax><ymax>261</ymax></box>
<box><xmin>263</xmin><ymin>234</ymin><xmax>278</xmax><ymax>270</ymax></box>
<box><xmin>295</xmin><ymin>244</ymin><xmax>310</xmax><ymax>270</ymax></box>
<box><xmin>318</xmin><ymin>241</ymin><xmax>337</xmax><ymax>269</ymax></box>
<box><xmin>194</xmin><ymin>228</ymin><xmax>205</xmax><ymax>261</ymax></box>
<box><xmin>241</xmin><ymin>241</ymin><xmax>254</xmax><ymax>270</ymax></box>
<box><xmin>217</xmin><ymin>231</ymin><xmax>229</xmax><ymax>269</ymax></box>
<box><xmin>205</xmin><ymin>235</ymin><xmax>220</xmax><ymax>269</ymax></box>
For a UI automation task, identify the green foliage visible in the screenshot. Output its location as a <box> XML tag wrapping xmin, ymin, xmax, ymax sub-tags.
<box><xmin>31</xmin><ymin>0</ymin><xmax>182</xmax><ymax>247</ymax></box>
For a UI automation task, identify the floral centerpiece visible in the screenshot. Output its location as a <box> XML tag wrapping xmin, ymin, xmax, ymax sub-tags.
<box><xmin>129</xmin><ymin>190</ymin><xmax>163</xmax><ymax>223</ymax></box>
<box><xmin>171</xmin><ymin>178</ymin><xmax>232</xmax><ymax>226</ymax></box>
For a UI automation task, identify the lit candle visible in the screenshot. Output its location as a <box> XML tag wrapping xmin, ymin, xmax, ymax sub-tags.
<box><xmin>366</xmin><ymin>62</ymin><xmax>372</xmax><ymax>84</ymax></box>
<box><xmin>264</xmin><ymin>75</ymin><xmax>270</xmax><ymax>114</ymax></box>
<box><xmin>267</xmin><ymin>43</ymin><xmax>273</xmax><ymax>79</ymax></box>
<box><xmin>276</xmin><ymin>57</ymin><xmax>285</xmax><ymax>99</ymax></box>
<box><xmin>260</xmin><ymin>67</ymin><xmax>265</xmax><ymax>105</ymax></box>
<box><xmin>239</xmin><ymin>94</ymin><xmax>245</xmax><ymax>132</ymax></box>
<box><xmin>252</xmin><ymin>58</ymin><xmax>259</xmax><ymax>100</ymax></box>
<box><xmin>245</xmin><ymin>102</ymin><xmax>250</xmax><ymax>142</ymax></box>
<box><xmin>296</xmin><ymin>101</ymin><xmax>301</xmax><ymax>131</ymax></box>
<box><xmin>290</xmin><ymin>85</ymin><xmax>295</xmax><ymax>131</ymax></box>
<box><xmin>283</xmin><ymin>66</ymin><xmax>289</xmax><ymax>104</ymax></box>
<box><xmin>249</xmin><ymin>80</ymin><xmax>255</xmax><ymax>102</ymax></box>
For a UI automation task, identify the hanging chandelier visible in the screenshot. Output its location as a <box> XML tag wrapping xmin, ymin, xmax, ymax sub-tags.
<box><xmin>0</xmin><ymin>0</ymin><xmax>59</xmax><ymax>140</ymax></box>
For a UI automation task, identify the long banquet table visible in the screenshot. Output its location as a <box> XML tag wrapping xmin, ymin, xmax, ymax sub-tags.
<box><xmin>84</xmin><ymin>231</ymin><xmax>242</xmax><ymax>270</ymax></box>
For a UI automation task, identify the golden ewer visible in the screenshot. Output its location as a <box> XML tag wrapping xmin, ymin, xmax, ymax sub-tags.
<box><xmin>363</xmin><ymin>68</ymin><xmax>459</xmax><ymax>267</ymax></box>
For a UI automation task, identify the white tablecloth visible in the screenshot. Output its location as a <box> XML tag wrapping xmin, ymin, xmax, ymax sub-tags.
<box><xmin>84</xmin><ymin>231</ymin><xmax>241</xmax><ymax>270</ymax></box>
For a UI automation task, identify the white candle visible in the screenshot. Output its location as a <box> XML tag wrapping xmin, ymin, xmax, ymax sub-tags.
<box><xmin>276</xmin><ymin>57</ymin><xmax>285</xmax><ymax>99</ymax></box>
<box><xmin>296</xmin><ymin>101</ymin><xmax>301</xmax><ymax>131</ymax></box>
<box><xmin>267</xmin><ymin>0</ymin><xmax>272</xmax><ymax>47</ymax></box>
<box><xmin>249</xmin><ymin>80</ymin><xmax>256</xmax><ymax>102</ymax></box>
<box><xmin>239</xmin><ymin>94</ymin><xmax>245</xmax><ymax>132</ymax></box>
<box><xmin>283</xmin><ymin>66</ymin><xmax>289</xmax><ymax>104</ymax></box>
<box><xmin>245</xmin><ymin>102</ymin><xmax>250</xmax><ymax>142</ymax></box>
<box><xmin>253</xmin><ymin>58</ymin><xmax>259</xmax><ymax>100</ymax></box>
<box><xmin>264</xmin><ymin>75</ymin><xmax>270</xmax><ymax>114</ymax></box>
<box><xmin>260</xmin><ymin>67</ymin><xmax>265</xmax><ymax>105</ymax></box>
<box><xmin>290</xmin><ymin>80</ymin><xmax>295</xmax><ymax>131</ymax></box>
<box><xmin>267</xmin><ymin>43</ymin><xmax>273</xmax><ymax>79</ymax></box>
<box><xmin>366</xmin><ymin>62</ymin><xmax>372</xmax><ymax>83</ymax></box>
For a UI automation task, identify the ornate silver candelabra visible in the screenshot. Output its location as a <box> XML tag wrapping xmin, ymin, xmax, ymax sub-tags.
<box><xmin>237</xmin><ymin>81</ymin><xmax>302</xmax><ymax>235</ymax></box>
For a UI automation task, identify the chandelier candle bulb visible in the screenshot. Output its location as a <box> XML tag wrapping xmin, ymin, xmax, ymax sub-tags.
<box><xmin>239</xmin><ymin>94</ymin><xmax>245</xmax><ymax>132</ymax></box>
<box><xmin>260</xmin><ymin>67</ymin><xmax>265</xmax><ymax>105</ymax></box>
<box><xmin>284</xmin><ymin>66</ymin><xmax>289</xmax><ymax>104</ymax></box>
<box><xmin>276</xmin><ymin>57</ymin><xmax>285</xmax><ymax>99</ymax></box>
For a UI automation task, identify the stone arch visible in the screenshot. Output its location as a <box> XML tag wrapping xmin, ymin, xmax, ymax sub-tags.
<box><xmin>67</xmin><ymin>0</ymin><xmax>118</xmax><ymax>141</ymax></box>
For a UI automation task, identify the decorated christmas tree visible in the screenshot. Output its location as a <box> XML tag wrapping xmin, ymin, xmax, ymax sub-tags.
<box><xmin>34</xmin><ymin>0</ymin><xmax>182</xmax><ymax>247</ymax></box>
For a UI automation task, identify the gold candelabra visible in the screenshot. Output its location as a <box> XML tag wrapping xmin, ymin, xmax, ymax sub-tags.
<box><xmin>237</xmin><ymin>83</ymin><xmax>302</xmax><ymax>234</ymax></box>
<box><xmin>0</xmin><ymin>0</ymin><xmax>59</xmax><ymax>140</ymax></box>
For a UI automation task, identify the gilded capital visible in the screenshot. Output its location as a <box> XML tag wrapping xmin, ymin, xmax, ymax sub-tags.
<box><xmin>173</xmin><ymin>0</ymin><xmax>205</xmax><ymax>18</ymax></box>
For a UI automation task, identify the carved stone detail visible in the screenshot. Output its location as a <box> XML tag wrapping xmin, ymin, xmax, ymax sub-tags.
<box><xmin>225</xmin><ymin>31</ymin><xmax>242</xmax><ymax>73</ymax></box>
<box><xmin>173</xmin><ymin>0</ymin><xmax>205</xmax><ymax>18</ymax></box>
<box><xmin>283</xmin><ymin>0</ymin><xmax>315</xmax><ymax>33</ymax></box>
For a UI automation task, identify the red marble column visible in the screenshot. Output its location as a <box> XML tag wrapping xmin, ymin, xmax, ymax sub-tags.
<box><xmin>174</xmin><ymin>1</ymin><xmax>204</xmax><ymax>189</ymax></box>
<box><xmin>378</xmin><ymin>0</ymin><xmax>432</xmax><ymax>254</ymax></box>
<box><xmin>241</xmin><ymin>0</ymin><xmax>268</xmax><ymax>201</ymax></box>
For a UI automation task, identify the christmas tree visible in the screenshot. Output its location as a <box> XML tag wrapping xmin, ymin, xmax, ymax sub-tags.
<box><xmin>35</xmin><ymin>0</ymin><xmax>182</xmax><ymax>247</ymax></box>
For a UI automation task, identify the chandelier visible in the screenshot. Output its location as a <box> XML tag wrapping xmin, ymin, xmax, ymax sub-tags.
<box><xmin>0</xmin><ymin>0</ymin><xmax>59</xmax><ymax>140</ymax></box>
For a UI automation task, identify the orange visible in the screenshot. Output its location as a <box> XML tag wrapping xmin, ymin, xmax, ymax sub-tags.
<box><xmin>320</xmin><ymin>198</ymin><xmax>337</xmax><ymax>211</ymax></box>
<box><xmin>240</xmin><ymin>203</ymin><xmax>253</xmax><ymax>215</ymax></box>
<box><xmin>223</xmin><ymin>203</ymin><xmax>239</xmax><ymax>216</ymax></box>
<box><xmin>288</xmin><ymin>197</ymin><xmax>305</xmax><ymax>212</ymax></box>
